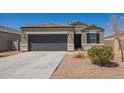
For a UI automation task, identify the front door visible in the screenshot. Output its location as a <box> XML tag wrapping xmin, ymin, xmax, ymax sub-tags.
<box><xmin>74</xmin><ymin>34</ymin><xmax>81</xmax><ymax>49</ymax></box>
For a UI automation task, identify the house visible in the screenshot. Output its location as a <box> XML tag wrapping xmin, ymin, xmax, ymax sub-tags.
<box><xmin>20</xmin><ymin>21</ymin><xmax>104</xmax><ymax>51</ymax></box>
<box><xmin>0</xmin><ymin>25</ymin><xmax>21</xmax><ymax>51</ymax></box>
<box><xmin>104</xmin><ymin>32</ymin><xmax>124</xmax><ymax>50</ymax></box>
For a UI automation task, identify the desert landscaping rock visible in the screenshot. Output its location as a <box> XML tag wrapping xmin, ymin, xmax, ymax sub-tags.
<box><xmin>0</xmin><ymin>51</ymin><xmax>21</xmax><ymax>58</ymax></box>
<box><xmin>51</xmin><ymin>52</ymin><xmax>124</xmax><ymax>79</ymax></box>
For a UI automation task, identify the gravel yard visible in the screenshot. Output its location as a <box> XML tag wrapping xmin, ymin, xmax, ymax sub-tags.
<box><xmin>0</xmin><ymin>51</ymin><xmax>21</xmax><ymax>58</ymax></box>
<box><xmin>51</xmin><ymin>52</ymin><xmax>124</xmax><ymax>79</ymax></box>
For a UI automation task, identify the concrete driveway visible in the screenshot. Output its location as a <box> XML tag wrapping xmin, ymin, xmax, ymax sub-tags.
<box><xmin>0</xmin><ymin>51</ymin><xmax>66</xmax><ymax>79</ymax></box>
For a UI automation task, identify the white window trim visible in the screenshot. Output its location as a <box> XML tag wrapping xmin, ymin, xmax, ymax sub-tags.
<box><xmin>26</xmin><ymin>31</ymin><xmax>68</xmax><ymax>34</ymax></box>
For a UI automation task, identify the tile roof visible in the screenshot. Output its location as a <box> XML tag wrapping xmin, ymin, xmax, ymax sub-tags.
<box><xmin>0</xmin><ymin>25</ymin><xmax>21</xmax><ymax>35</ymax></box>
<box><xmin>82</xmin><ymin>25</ymin><xmax>104</xmax><ymax>31</ymax></box>
<box><xmin>22</xmin><ymin>23</ymin><xmax>73</xmax><ymax>28</ymax></box>
<box><xmin>105</xmin><ymin>32</ymin><xmax>124</xmax><ymax>39</ymax></box>
<box><xmin>21</xmin><ymin>21</ymin><xmax>89</xmax><ymax>28</ymax></box>
<box><xmin>70</xmin><ymin>21</ymin><xmax>88</xmax><ymax>26</ymax></box>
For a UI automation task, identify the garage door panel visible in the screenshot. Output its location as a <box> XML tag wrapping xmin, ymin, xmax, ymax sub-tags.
<box><xmin>29</xmin><ymin>34</ymin><xmax>67</xmax><ymax>43</ymax></box>
<box><xmin>31</xmin><ymin>44</ymin><xmax>67</xmax><ymax>51</ymax></box>
<box><xmin>28</xmin><ymin>34</ymin><xmax>67</xmax><ymax>51</ymax></box>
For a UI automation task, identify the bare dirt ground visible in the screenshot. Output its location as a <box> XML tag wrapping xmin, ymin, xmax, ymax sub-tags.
<box><xmin>51</xmin><ymin>51</ymin><xmax>124</xmax><ymax>79</ymax></box>
<box><xmin>0</xmin><ymin>51</ymin><xmax>21</xmax><ymax>58</ymax></box>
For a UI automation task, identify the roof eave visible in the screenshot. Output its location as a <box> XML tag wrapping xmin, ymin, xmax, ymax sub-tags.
<box><xmin>21</xmin><ymin>26</ymin><xmax>74</xmax><ymax>29</ymax></box>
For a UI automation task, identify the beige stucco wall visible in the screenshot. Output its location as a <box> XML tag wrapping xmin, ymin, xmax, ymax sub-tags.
<box><xmin>99</xmin><ymin>31</ymin><xmax>104</xmax><ymax>43</ymax></box>
<box><xmin>21</xmin><ymin>27</ymin><xmax>74</xmax><ymax>51</ymax></box>
<box><xmin>21</xmin><ymin>27</ymin><xmax>74</xmax><ymax>41</ymax></box>
<box><xmin>67</xmin><ymin>32</ymin><xmax>74</xmax><ymax>51</ymax></box>
<box><xmin>11</xmin><ymin>40</ymin><xmax>20</xmax><ymax>51</ymax></box>
<box><xmin>0</xmin><ymin>32</ymin><xmax>21</xmax><ymax>51</ymax></box>
<box><xmin>104</xmin><ymin>40</ymin><xmax>114</xmax><ymax>48</ymax></box>
<box><xmin>81</xmin><ymin>32</ymin><xmax>87</xmax><ymax>44</ymax></box>
<box><xmin>105</xmin><ymin>35</ymin><xmax>124</xmax><ymax>40</ymax></box>
<box><xmin>104</xmin><ymin>35</ymin><xmax>124</xmax><ymax>50</ymax></box>
<box><xmin>75</xmin><ymin>25</ymin><xmax>87</xmax><ymax>32</ymax></box>
<box><xmin>119</xmin><ymin>35</ymin><xmax>124</xmax><ymax>40</ymax></box>
<box><xmin>21</xmin><ymin>26</ymin><xmax>104</xmax><ymax>51</ymax></box>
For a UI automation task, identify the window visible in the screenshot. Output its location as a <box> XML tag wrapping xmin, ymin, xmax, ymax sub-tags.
<box><xmin>87</xmin><ymin>33</ymin><xmax>99</xmax><ymax>44</ymax></box>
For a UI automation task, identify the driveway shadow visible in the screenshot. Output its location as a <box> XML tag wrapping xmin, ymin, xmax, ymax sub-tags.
<box><xmin>0</xmin><ymin>55</ymin><xmax>8</xmax><ymax>58</ymax></box>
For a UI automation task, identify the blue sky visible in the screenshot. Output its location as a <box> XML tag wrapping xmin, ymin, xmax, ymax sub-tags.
<box><xmin>0</xmin><ymin>13</ymin><xmax>123</xmax><ymax>36</ymax></box>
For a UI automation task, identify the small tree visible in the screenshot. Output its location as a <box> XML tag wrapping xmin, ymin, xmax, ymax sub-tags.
<box><xmin>110</xmin><ymin>15</ymin><xmax>124</xmax><ymax>62</ymax></box>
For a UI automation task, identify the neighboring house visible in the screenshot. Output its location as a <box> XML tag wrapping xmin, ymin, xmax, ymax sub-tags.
<box><xmin>20</xmin><ymin>21</ymin><xmax>104</xmax><ymax>51</ymax></box>
<box><xmin>0</xmin><ymin>25</ymin><xmax>21</xmax><ymax>51</ymax></box>
<box><xmin>104</xmin><ymin>32</ymin><xmax>124</xmax><ymax>50</ymax></box>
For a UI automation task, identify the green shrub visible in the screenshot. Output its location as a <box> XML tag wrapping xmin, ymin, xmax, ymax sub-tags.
<box><xmin>87</xmin><ymin>45</ymin><xmax>114</xmax><ymax>66</ymax></box>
